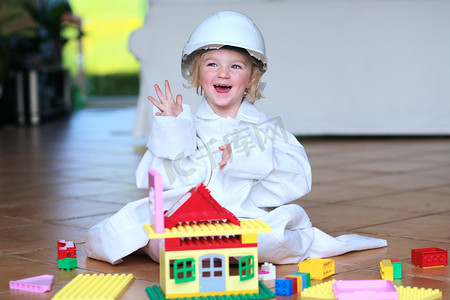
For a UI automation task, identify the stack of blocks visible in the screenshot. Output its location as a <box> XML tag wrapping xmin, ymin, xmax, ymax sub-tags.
<box><xmin>275</xmin><ymin>273</ymin><xmax>311</xmax><ymax>296</ymax></box>
<box><xmin>273</xmin><ymin>250</ymin><xmax>445</xmax><ymax>298</ymax></box>
<box><xmin>258</xmin><ymin>262</ymin><xmax>276</xmax><ymax>281</ymax></box>
<box><xmin>275</xmin><ymin>258</ymin><xmax>334</xmax><ymax>296</ymax></box>
<box><xmin>57</xmin><ymin>240</ymin><xmax>77</xmax><ymax>270</ymax></box>
<box><xmin>380</xmin><ymin>259</ymin><xmax>402</xmax><ymax>281</ymax></box>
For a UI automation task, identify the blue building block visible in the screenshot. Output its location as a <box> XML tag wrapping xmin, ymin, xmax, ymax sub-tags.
<box><xmin>275</xmin><ymin>278</ymin><xmax>293</xmax><ymax>296</ymax></box>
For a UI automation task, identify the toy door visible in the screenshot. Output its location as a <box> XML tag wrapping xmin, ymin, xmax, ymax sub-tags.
<box><xmin>199</xmin><ymin>254</ymin><xmax>225</xmax><ymax>293</ymax></box>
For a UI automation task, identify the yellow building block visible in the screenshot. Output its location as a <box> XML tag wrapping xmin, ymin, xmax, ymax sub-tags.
<box><xmin>52</xmin><ymin>273</ymin><xmax>134</xmax><ymax>300</ymax></box>
<box><xmin>396</xmin><ymin>285</ymin><xmax>442</xmax><ymax>300</ymax></box>
<box><xmin>301</xmin><ymin>280</ymin><xmax>336</xmax><ymax>299</ymax></box>
<box><xmin>298</xmin><ymin>258</ymin><xmax>335</xmax><ymax>280</ymax></box>
<box><xmin>380</xmin><ymin>259</ymin><xmax>394</xmax><ymax>281</ymax></box>
<box><xmin>145</xmin><ymin>219</ymin><xmax>271</xmax><ymax>239</ymax></box>
<box><xmin>241</xmin><ymin>233</ymin><xmax>258</xmax><ymax>244</ymax></box>
<box><xmin>285</xmin><ymin>274</ymin><xmax>302</xmax><ymax>292</ymax></box>
<box><xmin>161</xmin><ymin>247</ymin><xmax>260</xmax><ymax>299</ymax></box>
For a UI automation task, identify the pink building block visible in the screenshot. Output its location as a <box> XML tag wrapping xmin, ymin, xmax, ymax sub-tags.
<box><xmin>258</xmin><ymin>262</ymin><xmax>276</xmax><ymax>281</ymax></box>
<box><xmin>148</xmin><ymin>170</ymin><xmax>164</xmax><ymax>233</ymax></box>
<box><xmin>332</xmin><ymin>280</ymin><xmax>398</xmax><ymax>300</ymax></box>
<box><xmin>9</xmin><ymin>274</ymin><xmax>54</xmax><ymax>293</ymax></box>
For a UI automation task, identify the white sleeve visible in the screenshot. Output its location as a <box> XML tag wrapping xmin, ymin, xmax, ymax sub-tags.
<box><xmin>249</xmin><ymin>136</ymin><xmax>312</xmax><ymax>207</ymax></box>
<box><xmin>135</xmin><ymin>104</ymin><xmax>208</xmax><ymax>190</ymax></box>
<box><xmin>223</xmin><ymin>123</ymin><xmax>311</xmax><ymax>207</ymax></box>
<box><xmin>146</xmin><ymin>104</ymin><xmax>196</xmax><ymax>159</ymax></box>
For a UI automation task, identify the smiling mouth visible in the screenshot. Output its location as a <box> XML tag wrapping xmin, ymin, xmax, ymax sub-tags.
<box><xmin>214</xmin><ymin>85</ymin><xmax>231</xmax><ymax>93</ymax></box>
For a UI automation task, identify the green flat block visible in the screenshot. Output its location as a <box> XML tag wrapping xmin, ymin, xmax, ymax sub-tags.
<box><xmin>146</xmin><ymin>281</ymin><xmax>275</xmax><ymax>300</ymax></box>
<box><xmin>58</xmin><ymin>258</ymin><xmax>77</xmax><ymax>270</ymax></box>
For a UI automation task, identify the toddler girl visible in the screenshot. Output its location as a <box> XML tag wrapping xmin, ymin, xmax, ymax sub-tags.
<box><xmin>86</xmin><ymin>10</ymin><xmax>386</xmax><ymax>265</ymax></box>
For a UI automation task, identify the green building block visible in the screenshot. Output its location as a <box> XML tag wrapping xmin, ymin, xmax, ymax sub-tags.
<box><xmin>58</xmin><ymin>258</ymin><xmax>77</xmax><ymax>270</ymax></box>
<box><xmin>145</xmin><ymin>281</ymin><xmax>275</xmax><ymax>300</ymax></box>
<box><xmin>392</xmin><ymin>261</ymin><xmax>402</xmax><ymax>279</ymax></box>
<box><xmin>289</xmin><ymin>272</ymin><xmax>311</xmax><ymax>289</ymax></box>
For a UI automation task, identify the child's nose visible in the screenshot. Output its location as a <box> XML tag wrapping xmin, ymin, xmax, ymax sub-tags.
<box><xmin>218</xmin><ymin>67</ymin><xmax>230</xmax><ymax>78</ymax></box>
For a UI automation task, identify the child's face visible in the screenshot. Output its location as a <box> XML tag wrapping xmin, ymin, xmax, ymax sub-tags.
<box><xmin>199</xmin><ymin>49</ymin><xmax>252</xmax><ymax>118</ymax></box>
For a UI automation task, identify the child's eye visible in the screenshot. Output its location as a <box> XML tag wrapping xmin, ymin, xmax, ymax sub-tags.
<box><xmin>207</xmin><ymin>63</ymin><xmax>217</xmax><ymax>67</ymax></box>
<box><xmin>231</xmin><ymin>65</ymin><xmax>242</xmax><ymax>69</ymax></box>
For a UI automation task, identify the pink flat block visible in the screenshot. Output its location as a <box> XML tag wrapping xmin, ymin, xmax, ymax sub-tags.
<box><xmin>332</xmin><ymin>280</ymin><xmax>398</xmax><ymax>300</ymax></box>
<box><xmin>9</xmin><ymin>274</ymin><xmax>54</xmax><ymax>293</ymax></box>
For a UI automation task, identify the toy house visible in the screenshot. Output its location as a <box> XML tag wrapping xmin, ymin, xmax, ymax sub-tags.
<box><xmin>143</xmin><ymin>170</ymin><xmax>272</xmax><ymax>299</ymax></box>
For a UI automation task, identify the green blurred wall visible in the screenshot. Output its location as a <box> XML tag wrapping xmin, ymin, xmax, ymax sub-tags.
<box><xmin>64</xmin><ymin>0</ymin><xmax>147</xmax><ymax>76</ymax></box>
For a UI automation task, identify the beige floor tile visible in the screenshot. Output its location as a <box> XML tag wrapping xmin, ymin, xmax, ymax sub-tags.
<box><xmin>428</xmin><ymin>185</ymin><xmax>450</xmax><ymax>196</ymax></box>
<box><xmin>337</xmin><ymin>158</ymin><xmax>440</xmax><ymax>174</ymax></box>
<box><xmin>57</xmin><ymin>166</ymin><xmax>137</xmax><ymax>181</ymax></box>
<box><xmin>304</xmin><ymin>203</ymin><xmax>421</xmax><ymax>232</ymax></box>
<box><xmin>0</xmin><ymin>223</ymin><xmax>87</xmax><ymax>254</ymax></box>
<box><xmin>84</xmin><ymin>189</ymin><xmax>148</xmax><ymax>205</ymax></box>
<box><xmin>300</xmin><ymin>182</ymin><xmax>397</xmax><ymax>203</ymax></box>
<box><xmin>354</xmin><ymin>214</ymin><xmax>450</xmax><ymax>243</ymax></box>
<box><xmin>1</xmin><ymin>106</ymin><xmax>449</xmax><ymax>299</ymax></box>
<box><xmin>406</xmin><ymin>150</ymin><xmax>450</xmax><ymax>164</ymax></box>
<box><xmin>0</xmin><ymin>198</ymin><xmax>124</xmax><ymax>221</ymax></box>
<box><xmin>418</xmin><ymin>167</ymin><xmax>450</xmax><ymax>181</ymax></box>
<box><xmin>0</xmin><ymin>182</ymin><xmax>136</xmax><ymax>207</ymax></box>
<box><xmin>347</xmin><ymin>172</ymin><xmax>450</xmax><ymax>192</ymax></box>
<box><xmin>346</xmin><ymin>190</ymin><xmax>450</xmax><ymax>214</ymax></box>
<box><xmin>309</xmin><ymin>167</ymin><xmax>373</xmax><ymax>184</ymax></box>
<box><xmin>0</xmin><ymin>216</ymin><xmax>36</xmax><ymax>229</ymax></box>
<box><xmin>53</xmin><ymin>213</ymin><xmax>115</xmax><ymax>229</ymax></box>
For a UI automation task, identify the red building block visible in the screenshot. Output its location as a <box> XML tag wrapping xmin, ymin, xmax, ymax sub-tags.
<box><xmin>164</xmin><ymin>183</ymin><xmax>240</xmax><ymax>229</ymax></box>
<box><xmin>57</xmin><ymin>240</ymin><xmax>77</xmax><ymax>259</ymax></box>
<box><xmin>284</xmin><ymin>277</ymin><xmax>298</xmax><ymax>294</ymax></box>
<box><xmin>411</xmin><ymin>247</ymin><xmax>448</xmax><ymax>268</ymax></box>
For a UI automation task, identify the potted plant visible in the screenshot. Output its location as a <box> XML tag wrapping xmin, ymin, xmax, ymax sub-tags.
<box><xmin>0</xmin><ymin>0</ymin><xmax>80</xmax><ymax>125</ymax></box>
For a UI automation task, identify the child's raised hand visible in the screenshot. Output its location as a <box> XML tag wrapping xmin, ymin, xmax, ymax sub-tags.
<box><xmin>218</xmin><ymin>144</ymin><xmax>232</xmax><ymax>170</ymax></box>
<box><xmin>147</xmin><ymin>80</ymin><xmax>183</xmax><ymax>117</ymax></box>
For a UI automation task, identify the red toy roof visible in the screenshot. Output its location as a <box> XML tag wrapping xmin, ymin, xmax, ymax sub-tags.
<box><xmin>164</xmin><ymin>183</ymin><xmax>240</xmax><ymax>229</ymax></box>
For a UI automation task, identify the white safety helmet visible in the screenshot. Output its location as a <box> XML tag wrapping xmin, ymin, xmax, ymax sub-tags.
<box><xmin>181</xmin><ymin>10</ymin><xmax>267</xmax><ymax>80</ymax></box>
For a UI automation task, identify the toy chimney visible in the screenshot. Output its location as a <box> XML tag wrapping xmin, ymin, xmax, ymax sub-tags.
<box><xmin>148</xmin><ymin>170</ymin><xmax>164</xmax><ymax>233</ymax></box>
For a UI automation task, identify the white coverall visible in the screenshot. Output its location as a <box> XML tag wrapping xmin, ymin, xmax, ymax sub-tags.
<box><xmin>86</xmin><ymin>99</ymin><xmax>387</xmax><ymax>265</ymax></box>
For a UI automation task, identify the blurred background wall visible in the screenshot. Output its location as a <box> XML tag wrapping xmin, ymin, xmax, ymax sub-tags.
<box><xmin>0</xmin><ymin>0</ymin><xmax>147</xmax><ymax>124</ymax></box>
<box><xmin>1</xmin><ymin>0</ymin><xmax>449</xmax><ymax>136</ymax></box>
<box><xmin>130</xmin><ymin>0</ymin><xmax>450</xmax><ymax>137</ymax></box>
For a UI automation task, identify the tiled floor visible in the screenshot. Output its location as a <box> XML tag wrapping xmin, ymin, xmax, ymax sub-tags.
<box><xmin>0</xmin><ymin>106</ymin><xmax>449</xmax><ymax>299</ymax></box>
